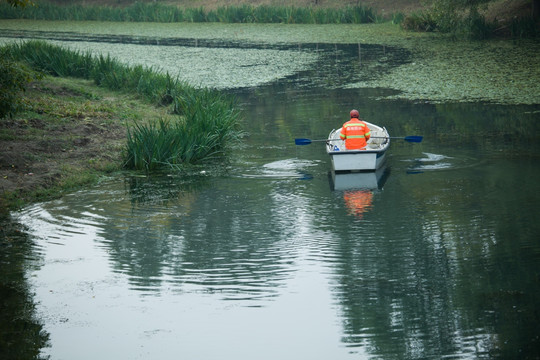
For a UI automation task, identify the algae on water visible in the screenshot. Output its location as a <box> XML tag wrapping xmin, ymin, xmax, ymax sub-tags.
<box><xmin>1</xmin><ymin>20</ymin><xmax>538</xmax><ymax>104</ymax></box>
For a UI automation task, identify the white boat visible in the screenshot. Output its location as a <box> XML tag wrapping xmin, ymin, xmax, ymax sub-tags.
<box><xmin>326</xmin><ymin>121</ymin><xmax>390</xmax><ymax>172</ymax></box>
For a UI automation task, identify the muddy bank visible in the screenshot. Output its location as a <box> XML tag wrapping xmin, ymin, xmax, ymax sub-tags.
<box><xmin>0</xmin><ymin>77</ymin><xmax>173</xmax><ymax>212</ymax></box>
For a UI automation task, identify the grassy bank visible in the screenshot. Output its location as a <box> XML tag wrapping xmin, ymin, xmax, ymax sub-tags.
<box><xmin>2</xmin><ymin>40</ymin><xmax>243</xmax><ymax>167</ymax></box>
<box><xmin>0</xmin><ymin>40</ymin><xmax>243</xmax><ymax>211</ymax></box>
<box><xmin>0</xmin><ymin>75</ymin><xmax>142</xmax><ymax>212</ymax></box>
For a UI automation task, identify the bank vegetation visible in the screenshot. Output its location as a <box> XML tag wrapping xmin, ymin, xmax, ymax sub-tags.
<box><xmin>0</xmin><ymin>40</ymin><xmax>243</xmax><ymax>211</ymax></box>
<box><xmin>1</xmin><ymin>0</ymin><xmax>538</xmax><ymax>38</ymax></box>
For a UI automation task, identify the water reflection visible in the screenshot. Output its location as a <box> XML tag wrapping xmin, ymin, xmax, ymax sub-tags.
<box><xmin>329</xmin><ymin>165</ymin><xmax>390</xmax><ymax>191</ymax></box>
<box><xmin>342</xmin><ymin>190</ymin><xmax>373</xmax><ymax>218</ymax></box>
<box><xmin>100</xmin><ymin>175</ymin><xmax>306</xmax><ymax>301</ymax></box>
<box><xmin>328</xmin><ymin>166</ymin><xmax>390</xmax><ymax>219</ymax></box>
<box><xmin>0</xmin><ymin>216</ymin><xmax>49</xmax><ymax>359</ymax></box>
<box><xmin>239</xmin><ymin>158</ymin><xmax>316</xmax><ymax>180</ymax></box>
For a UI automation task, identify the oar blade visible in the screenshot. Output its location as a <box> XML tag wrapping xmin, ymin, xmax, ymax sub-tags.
<box><xmin>403</xmin><ymin>136</ymin><xmax>423</xmax><ymax>143</ymax></box>
<box><xmin>295</xmin><ymin>138</ymin><xmax>312</xmax><ymax>145</ymax></box>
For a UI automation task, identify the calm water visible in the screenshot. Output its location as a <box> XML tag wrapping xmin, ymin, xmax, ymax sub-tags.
<box><xmin>5</xmin><ymin>30</ymin><xmax>540</xmax><ymax>359</ymax></box>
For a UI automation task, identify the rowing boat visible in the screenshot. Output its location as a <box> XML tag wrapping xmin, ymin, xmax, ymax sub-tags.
<box><xmin>326</xmin><ymin>121</ymin><xmax>390</xmax><ymax>172</ymax></box>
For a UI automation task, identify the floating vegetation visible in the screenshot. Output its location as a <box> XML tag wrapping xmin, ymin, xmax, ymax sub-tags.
<box><xmin>0</xmin><ymin>20</ymin><xmax>538</xmax><ymax>105</ymax></box>
<box><xmin>23</xmin><ymin>39</ymin><xmax>318</xmax><ymax>90</ymax></box>
<box><xmin>347</xmin><ymin>38</ymin><xmax>540</xmax><ymax>105</ymax></box>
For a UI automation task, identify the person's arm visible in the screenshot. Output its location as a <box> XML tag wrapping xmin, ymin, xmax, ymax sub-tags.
<box><xmin>364</xmin><ymin>123</ymin><xmax>371</xmax><ymax>141</ymax></box>
<box><xmin>340</xmin><ymin>124</ymin><xmax>347</xmax><ymax>140</ymax></box>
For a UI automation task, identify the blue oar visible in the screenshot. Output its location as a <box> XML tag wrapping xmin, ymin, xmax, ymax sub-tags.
<box><xmin>295</xmin><ymin>136</ymin><xmax>422</xmax><ymax>145</ymax></box>
<box><xmin>373</xmin><ymin>135</ymin><xmax>423</xmax><ymax>143</ymax></box>
<box><xmin>294</xmin><ymin>138</ymin><xmax>333</xmax><ymax>145</ymax></box>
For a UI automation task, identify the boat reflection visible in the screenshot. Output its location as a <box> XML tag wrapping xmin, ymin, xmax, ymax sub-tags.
<box><xmin>329</xmin><ymin>164</ymin><xmax>390</xmax><ymax>191</ymax></box>
<box><xmin>329</xmin><ymin>165</ymin><xmax>390</xmax><ymax>218</ymax></box>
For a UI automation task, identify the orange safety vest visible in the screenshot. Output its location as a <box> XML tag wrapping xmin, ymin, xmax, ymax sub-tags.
<box><xmin>340</xmin><ymin>119</ymin><xmax>371</xmax><ymax>150</ymax></box>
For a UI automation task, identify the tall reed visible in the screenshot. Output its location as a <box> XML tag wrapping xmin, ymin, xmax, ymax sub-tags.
<box><xmin>0</xmin><ymin>1</ymin><xmax>377</xmax><ymax>24</ymax></box>
<box><xmin>125</xmin><ymin>101</ymin><xmax>242</xmax><ymax>171</ymax></box>
<box><xmin>2</xmin><ymin>40</ymin><xmax>94</xmax><ymax>78</ymax></box>
<box><xmin>1</xmin><ymin>40</ymin><xmax>243</xmax><ymax>171</ymax></box>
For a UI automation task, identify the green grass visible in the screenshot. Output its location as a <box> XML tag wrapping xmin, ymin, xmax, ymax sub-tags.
<box><xmin>0</xmin><ymin>1</ymin><xmax>378</xmax><ymax>24</ymax></box>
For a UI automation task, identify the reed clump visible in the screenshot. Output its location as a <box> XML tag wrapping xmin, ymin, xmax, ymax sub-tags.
<box><xmin>401</xmin><ymin>1</ymin><xmax>537</xmax><ymax>39</ymax></box>
<box><xmin>1</xmin><ymin>40</ymin><xmax>243</xmax><ymax>171</ymax></box>
<box><xmin>0</xmin><ymin>1</ymin><xmax>378</xmax><ymax>24</ymax></box>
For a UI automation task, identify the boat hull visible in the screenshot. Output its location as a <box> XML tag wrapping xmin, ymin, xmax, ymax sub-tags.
<box><xmin>326</xmin><ymin>122</ymin><xmax>390</xmax><ymax>172</ymax></box>
<box><xmin>328</xmin><ymin>149</ymin><xmax>387</xmax><ymax>172</ymax></box>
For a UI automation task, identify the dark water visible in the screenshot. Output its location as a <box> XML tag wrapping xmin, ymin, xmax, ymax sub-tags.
<box><xmin>2</xmin><ymin>34</ymin><xmax>540</xmax><ymax>359</ymax></box>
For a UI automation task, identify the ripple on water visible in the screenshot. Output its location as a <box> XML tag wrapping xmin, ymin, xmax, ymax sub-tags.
<box><xmin>237</xmin><ymin>158</ymin><xmax>319</xmax><ymax>180</ymax></box>
<box><xmin>18</xmin><ymin>198</ymin><xmax>301</xmax><ymax>303</ymax></box>
<box><xmin>403</xmin><ymin>152</ymin><xmax>482</xmax><ymax>172</ymax></box>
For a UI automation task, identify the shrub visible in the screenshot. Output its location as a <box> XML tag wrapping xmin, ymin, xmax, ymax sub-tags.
<box><xmin>463</xmin><ymin>9</ymin><xmax>497</xmax><ymax>39</ymax></box>
<box><xmin>0</xmin><ymin>57</ymin><xmax>42</xmax><ymax>119</ymax></box>
<box><xmin>401</xmin><ymin>11</ymin><xmax>438</xmax><ymax>32</ymax></box>
<box><xmin>510</xmin><ymin>16</ymin><xmax>539</xmax><ymax>38</ymax></box>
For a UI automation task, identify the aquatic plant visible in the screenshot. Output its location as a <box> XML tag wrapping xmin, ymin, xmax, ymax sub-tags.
<box><xmin>461</xmin><ymin>9</ymin><xmax>498</xmax><ymax>39</ymax></box>
<box><xmin>400</xmin><ymin>11</ymin><xmax>438</xmax><ymax>32</ymax></box>
<box><xmin>2</xmin><ymin>40</ymin><xmax>94</xmax><ymax>78</ymax></box>
<box><xmin>124</xmin><ymin>105</ymin><xmax>242</xmax><ymax>171</ymax></box>
<box><xmin>124</xmin><ymin>85</ymin><xmax>245</xmax><ymax>171</ymax></box>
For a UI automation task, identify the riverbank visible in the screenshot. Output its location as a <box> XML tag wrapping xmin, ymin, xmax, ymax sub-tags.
<box><xmin>0</xmin><ymin>76</ymin><xmax>177</xmax><ymax>213</ymax></box>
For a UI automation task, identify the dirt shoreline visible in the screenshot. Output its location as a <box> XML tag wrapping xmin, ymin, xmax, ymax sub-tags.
<box><xmin>0</xmin><ymin>77</ymin><xmax>175</xmax><ymax>213</ymax></box>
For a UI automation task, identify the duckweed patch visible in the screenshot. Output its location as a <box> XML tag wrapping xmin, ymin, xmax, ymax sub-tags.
<box><xmin>0</xmin><ymin>20</ymin><xmax>538</xmax><ymax>104</ymax></box>
<box><xmin>38</xmin><ymin>39</ymin><xmax>318</xmax><ymax>90</ymax></box>
<box><xmin>348</xmin><ymin>39</ymin><xmax>540</xmax><ymax>105</ymax></box>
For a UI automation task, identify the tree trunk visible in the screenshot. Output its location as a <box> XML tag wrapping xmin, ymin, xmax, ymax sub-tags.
<box><xmin>533</xmin><ymin>0</ymin><xmax>540</xmax><ymax>19</ymax></box>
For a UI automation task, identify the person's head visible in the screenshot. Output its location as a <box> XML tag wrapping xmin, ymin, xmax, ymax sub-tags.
<box><xmin>350</xmin><ymin>109</ymin><xmax>360</xmax><ymax>119</ymax></box>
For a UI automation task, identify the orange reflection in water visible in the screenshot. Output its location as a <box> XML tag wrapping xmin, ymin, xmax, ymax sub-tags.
<box><xmin>343</xmin><ymin>189</ymin><xmax>373</xmax><ymax>218</ymax></box>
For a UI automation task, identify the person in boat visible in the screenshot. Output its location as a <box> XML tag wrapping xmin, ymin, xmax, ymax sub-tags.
<box><xmin>339</xmin><ymin>109</ymin><xmax>371</xmax><ymax>150</ymax></box>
